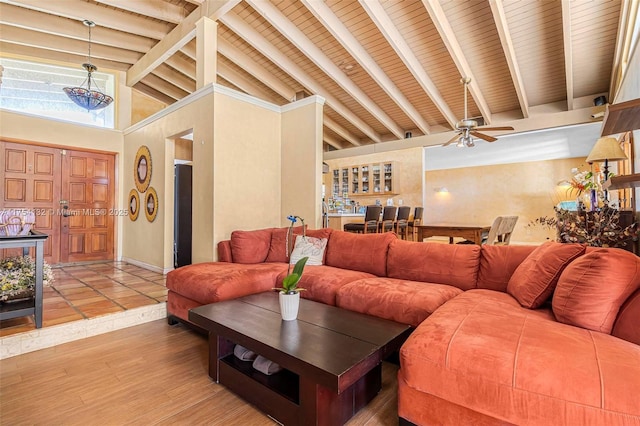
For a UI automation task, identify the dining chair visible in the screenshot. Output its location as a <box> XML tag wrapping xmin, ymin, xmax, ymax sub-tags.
<box><xmin>379</xmin><ymin>206</ymin><xmax>398</xmax><ymax>233</ymax></box>
<box><xmin>458</xmin><ymin>215</ymin><xmax>519</xmax><ymax>245</ymax></box>
<box><xmin>343</xmin><ymin>205</ymin><xmax>382</xmax><ymax>234</ymax></box>
<box><xmin>407</xmin><ymin>207</ymin><xmax>424</xmax><ymax>241</ymax></box>
<box><xmin>395</xmin><ymin>206</ymin><xmax>411</xmax><ymax>239</ymax></box>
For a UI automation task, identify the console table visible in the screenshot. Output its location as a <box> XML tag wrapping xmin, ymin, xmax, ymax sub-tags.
<box><xmin>0</xmin><ymin>231</ymin><xmax>48</xmax><ymax>328</ymax></box>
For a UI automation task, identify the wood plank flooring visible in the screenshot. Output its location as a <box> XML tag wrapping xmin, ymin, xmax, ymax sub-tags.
<box><xmin>0</xmin><ymin>319</ymin><xmax>399</xmax><ymax>425</ymax></box>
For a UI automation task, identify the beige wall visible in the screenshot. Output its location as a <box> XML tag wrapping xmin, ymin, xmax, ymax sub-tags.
<box><xmin>425</xmin><ymin>158</ymin><xmax>587</xmax><ymax>243</ymax></box>
<box><xmin>211</xmin><ymin>90</ymin><xmax>282</xmax><ymax>255</ymax></box>
<box><xmin>131</xmin><ymin>89</ymin><xmax>166</xmax><ymax>125</ymax></box>
<box><xmin>324</xmin><ymin>146</ymin><xmax>424</xmax><ymax>211</ymax></box>
<box><xmin>281</xmin><ymin>97</ymin><xmax>325</xmax><ymax>228</ymax></box>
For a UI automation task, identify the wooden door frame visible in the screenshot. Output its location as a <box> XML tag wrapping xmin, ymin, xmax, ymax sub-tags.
<box><xmin>1</xmin><ymin>138</ymin><xmax>120</xmax><ymax>265</ymax></box>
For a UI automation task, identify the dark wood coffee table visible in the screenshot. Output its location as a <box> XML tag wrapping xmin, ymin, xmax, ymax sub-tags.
<box><xmin>189</xmin><ymin>292</ymin><xmax>411</xmax><ymax>426</ymax></box>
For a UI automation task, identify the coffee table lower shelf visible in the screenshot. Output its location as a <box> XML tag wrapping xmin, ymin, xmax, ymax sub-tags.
<box><xmin>214</xmin><ymin>336</ymin><xmax>382</xmax><ymax>426</ymax></box>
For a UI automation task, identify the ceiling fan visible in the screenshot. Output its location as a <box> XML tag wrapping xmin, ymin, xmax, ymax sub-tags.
<box><xmin>443</xmin><ymin>77</ymin><xmax>514</xmax><ymax>147</ymax></box>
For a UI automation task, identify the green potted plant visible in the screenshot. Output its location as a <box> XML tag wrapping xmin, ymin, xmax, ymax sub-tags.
<box><xmin>278</xmin><ymin>256</ymin><xmax>308</xmax><ymax>321</ymax></box>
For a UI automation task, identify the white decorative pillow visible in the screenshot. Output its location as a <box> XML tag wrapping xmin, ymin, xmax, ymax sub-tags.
<box><xmin>290</xmin><ymin>235</ymin><xmax>328</xmax><ymax>266</ymax></box>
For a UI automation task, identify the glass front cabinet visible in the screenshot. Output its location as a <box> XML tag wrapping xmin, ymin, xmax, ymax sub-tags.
<box><xmin>332</xmin><ymin>161</ymin><xmax>398</xmax><ymax>197</ymax></box>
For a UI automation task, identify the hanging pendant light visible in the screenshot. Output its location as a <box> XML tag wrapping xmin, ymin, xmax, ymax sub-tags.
<box><xmin>63</xmin><ymin>20</ymin><xmax>113</xmax><ymax>111</ymax></box>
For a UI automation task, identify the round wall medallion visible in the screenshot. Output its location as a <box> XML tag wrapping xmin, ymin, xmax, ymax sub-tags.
<box><xmin>134</xmin><ymin>145</ymin><xmax>152</xmax><ymax>193</ymax></box>
<box><xmin>128</xmin><ymin>189</ymin><xmax>140</xmax><ymax>221</ymax></box>
<box><xmin>144</xmin><ymin>187</ymin><xmax>158</xmax><ymax>222</ymax></box>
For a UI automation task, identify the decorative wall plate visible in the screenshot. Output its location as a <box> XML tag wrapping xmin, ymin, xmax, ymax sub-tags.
<box><xmin>144</xmin><ymin>187</ymin><xmax>158</xmax><ymax>222</ymax></box>
<box><xmin>128</xmin><ymin>189</ymin><xmax>140</xmax><ymax>221</ymax></box>
<box><xmin>134</xmin><ymin>145</ymin><xmax>152</xmax><ymax>193</ymax></box>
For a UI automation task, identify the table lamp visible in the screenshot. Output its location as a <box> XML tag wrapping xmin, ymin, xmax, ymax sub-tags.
<box><xmin>586</xmin><ymin>136</ymin><xmax>628</xmax><ymax>181</ymax></box>
<box><xmin>586</xmin><ymin>136</ymin><xmax>628</xmax><ymax>201</ymax></box>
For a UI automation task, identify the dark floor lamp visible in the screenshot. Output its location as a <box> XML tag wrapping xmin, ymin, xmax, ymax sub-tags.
<box><xmin>586</xmin><ymin>136</ymin><xmax>628</xmax><ymax>201</ymax></box>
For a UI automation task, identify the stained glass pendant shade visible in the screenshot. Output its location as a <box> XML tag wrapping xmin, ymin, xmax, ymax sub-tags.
<box><xmin>63</xmin><ymin>20</ymin><xmax>113</xmax><ymax>111</ymax></box>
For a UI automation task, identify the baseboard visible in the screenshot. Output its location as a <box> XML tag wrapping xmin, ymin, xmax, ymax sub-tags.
<box><xmin>121</xmin><ymin>257</ymin><xmax>173</xmax><ymax>274</ymax></box>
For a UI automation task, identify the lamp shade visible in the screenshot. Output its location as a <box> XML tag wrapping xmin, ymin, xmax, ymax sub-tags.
<box><xmin>585</xmin><ymin>137</ymin><xmax>627</xmax><ymax>163</ymax></box>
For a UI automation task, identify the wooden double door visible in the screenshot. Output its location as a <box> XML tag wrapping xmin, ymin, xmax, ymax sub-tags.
<box><xmin>1</xmin><ymin>141</ymin><xmax>116</xmax><ymax>265</ymax></box>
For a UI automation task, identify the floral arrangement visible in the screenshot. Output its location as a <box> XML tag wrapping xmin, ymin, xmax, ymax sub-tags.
<box><xmin>0</xmin><ymin>256</ymin><xmax>54</xmax><ymax>302</ymax></box>
<box><xmin>279</xmin><ymin>214</ymin><xmax>308</xmax><ymax>294</ymax></box>
<box><xmin>284</xmin><ymin>214</ymin><xmax>306</xmax><ymax>258</ymax></box>
<box><xmin>555</xmin><ymin>205</ymin><xmax>639</xmax><ymax>248</ymax></box>
<box><xmin>568</xmin><ymin>167</ymin><xmax>596</xmax><ymax>196</ymax></box>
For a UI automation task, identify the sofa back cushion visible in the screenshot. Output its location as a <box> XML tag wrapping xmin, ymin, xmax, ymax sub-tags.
<box><xmin>612</xmin><ymin>289</ymin><xmax>640</xmax><ymax>345</ymax></box>
<box><xmin>265</xmin><ymin>226</ymin><xmax>304</xmax><ymax>263</ymax></box>
<box><xmin>507</xmin><ymin>242</ymin><xmax>586</xmax><ymax>308</ymax></box>
<box><xmin>325</xmin><ymin>230</ymin><xmax>396</xmax><ymax>276</ymax></box>
<box><xmin>387</xmin><ymin>240</ymin><xmax>481</xmax><ymax>290</ymax></box>
<box><xmin>218</xmin><ymin>240</ymin><xmax>233</xmax><ymax>262</ymax></box>
<box><xmin>476</xmin><ymin>245</ymin><xmax>537</xmax><ymax>292</ymax></box>
<box><xmin>552</xmin><ymin>248</ymin><xmax>640</xmax><ymax>334</ymax></box>
<box><xmin>230</xmin><ymin>228</ymin><xmax>274</xmax><ymax>264</ymax></box>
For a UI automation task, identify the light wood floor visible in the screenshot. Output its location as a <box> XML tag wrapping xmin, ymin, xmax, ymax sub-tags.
<box><xmin>0</xmin><ymin>319</ymin><xmax>399</xmax><ymax>425</ymax></box>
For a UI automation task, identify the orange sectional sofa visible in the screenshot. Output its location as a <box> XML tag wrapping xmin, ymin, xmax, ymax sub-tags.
<box><xmin>166</xmin><ymin>228</ymin><xmax>640</xmax><ymax>425</ymax></box>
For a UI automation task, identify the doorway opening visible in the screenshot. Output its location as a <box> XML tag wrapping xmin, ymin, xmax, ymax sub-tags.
<box><xmin>173</xmin><ymin>133</ymin><xmax>193</xmax><ymax>268</ymax></box>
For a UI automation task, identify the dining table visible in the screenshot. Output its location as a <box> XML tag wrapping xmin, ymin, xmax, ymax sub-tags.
<box><xmin>416</xmin><ymin>223</ymin><xmax>492</xmax><ymax>245</ymax></box>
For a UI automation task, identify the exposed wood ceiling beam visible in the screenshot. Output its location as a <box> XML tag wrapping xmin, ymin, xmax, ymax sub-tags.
<box><xmin>0</xmin><ymin>41</ymin><xmax>131</xmax><ymax>72</ymax></box>
<box><xmin>93</xmin><ymin>0</ymin><xmax>187</xmax><ymax>25</ymax></box>
<box><xmin>183</xmin><ymin>0</ymin><xmax>203</xmax><ymax>4</ymax></box>
<box><xmin>0</xmin><ymin>24</ymin><xmax>141</xmax><ymax>64</ymax></box>
<box><xmin>561</xmin><ymin>0</ymin><xmax>573</xmax><ymax>110</ymax></box>
<box><xmin>126</xmin><ymin>0</ymin><xmax>241</xmax><ymax>87</ymax></box>
<box><xmin>218</xmin><ymin>37</ymin><xmax>296</xmax><ymax>102</ymax></box>
<box><xmin>133</xmin><ymin>82</ymin><xmax>176</xmax><ymax>105</ymax></box>
<box><xmin>181</xmin><ymin>39</ymin><xmax>197</xmax><ymax>61</ymax></box>
<box><xmin>323</xmin><ymin>134</ymin><xmax>344</xmax><ymax>150</ymax></box>
<box><xmin>609</xmin><ymin>0</ymin><xmax>638</xmax><ymax>102</ymax></box>
<box><xmin>3</xmin><ymin>0</ymin><xmax>171</xmax><ymax>40</ymax></box>
<box><xmin>0</xmin><ymin>3</ymin><xmax>156</xmax><ymax>53</ymax></box>
<box><xmin>220</xmin><ymin>11</ymin><xmax>382</xmax><ymax>143</ymax></box>
<box><xmin>165</xmin><ymin>54</ymin><xmax>196</xmax><ymax>80</ymax></box>
<box><xmin>302</xmin><ymin>0</ymin><xmax>431</xmax><ymax>135</ymax></box>
<box><xmin>141</xmin><ymin>74</ymin><xmax>189</xmax><ymax>101</ymax></box>
<box><xmin>422</xmin><ymin>0</ymin><xmax>493</xmax><ymax>124</ymax></box>
<box><xmin>489</xmin><ymin>0</ymin><xmax>530</xmax><ymax>118</ymax></box>
<box><xmin>323</xmin><ymin>116</ymin><xmax>361</xmax><ymax>147</ymax></box>
<box><xmin>217</xmin><ymin>62</ymin><xmax>279</xmax><ymax>102</ymax></box>
<box><xmin>126</xmin><ymin>6</ymin><xmax>201</xmax><ymax>86</ymax></box>
<box><xmin>359</xmin><ymin>0</ymin><xmax>457</xmax><ymax>129</ymax></box>
<box><xmin>245</xmin><ymin>0</ymin><xmax>403</xmax><ymax>139</ymax></box>
<box><xmin>154</xmin><ymin>63</ymin><xmax>196</xmax><ymax>93</ymax></box>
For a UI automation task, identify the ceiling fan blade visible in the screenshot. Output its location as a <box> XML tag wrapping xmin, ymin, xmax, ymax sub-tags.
<box><xmin>470</xmin><ymin>131</ymin><xmax>497</xmax><ymax>142</ymax></box>
<box><xmin>442</xmin><ymin>133</ymin><xmax>461</xmax><ymax>146</ymax></box>
<box><xmin>478</xmin><ymin>126</ymin><xmax>514</xmax><ymax>131</ymax></box>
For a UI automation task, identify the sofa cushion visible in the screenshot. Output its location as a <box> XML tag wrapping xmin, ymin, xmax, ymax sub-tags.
<box><xmin>336</xmin><ymin>278</ymin><xmax>463</xmax><ymax>327</ymax></box>
<box><xmin>289</xmin><ymin>235</ymin><xmax>328</xmax><ymax>266</ymax></box>
<box><xmin>612</xmin><ymin>289</ymin><xmax>640</xmax><ymax>345</ymax></box>
<box><xmin>400</xmin><ymin>289</ymin><xmax>640</xmax><ymax>425</ymax></box>
<box><xmin>325</xmin><ymin>230</ymin><xmax>396</xmax><ymax>276</ymax></box>
<box><xmin>507</xmin><ymin>242</ymin><xmax>585</xmax><ymax>308</ymax></box>
<box><xmin>265</xmin><ymin>226</ymin><xmax>304</xmax><ymax>263</ymax></box>
<box><xmin>387</xmin><ymin>240</ymin><xmax>481</xmax><ymax>291</ymax></box>
<box><xmin>552</xmin><ymin>249</ymin><xmax>640</xmax><ymax>333</ymax></box>
<box><xmin>276</xmin><ymin>265</ymin><xmax>375</xmax><ymax>306</ymax></box>
<box><xmin>230</xmin><ymin>228</ymin><xmax>274</xmax><ymax>264</ymax></box>
<box><xmin>476</xmin><ymin>245</ymin><xmax>536</xmax><ymax>292</ymax></box>
<box><xmin>166</xmin><ymin>262</ymin><xmax>288</xmax><ymax>304</ymax></box>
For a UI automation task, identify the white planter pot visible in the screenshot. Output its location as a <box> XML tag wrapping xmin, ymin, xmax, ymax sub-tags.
<box><xmin>279</xmin><ymin>291</ymin><xmax>300</xmax><ymax>321</ymax></box>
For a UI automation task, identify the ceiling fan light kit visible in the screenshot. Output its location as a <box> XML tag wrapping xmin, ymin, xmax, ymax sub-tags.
<box><xmin>444</xmin><ymin>77</ymin><xmax>514</xmax><ymax>148</ymax></box>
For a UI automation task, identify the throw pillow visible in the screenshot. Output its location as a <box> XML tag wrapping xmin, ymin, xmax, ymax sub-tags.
<box><xmin>290</xmin><ymin>235</ymin><xmax>328</xmax><ymax>266</ymax></box>
<box><xmin>230</xmin><ymin>228</ymin><xmax>273</xmax><ymax>264</ymax></box>
<box><xmin>507</xmin><ymin>241</ymin><xmax>585</xmax><ymax>308</ymax></box>
<box><xmin>552</xmin><ymin>249</ymin><xmax>640</xmax><ymax>333</ymax></box>
<box><xmin>265</xmin><ymin>226</ymin><xmax>305</xmax><ymax>263</ymax></box>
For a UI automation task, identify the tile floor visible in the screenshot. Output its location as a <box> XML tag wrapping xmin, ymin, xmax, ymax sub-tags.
<box><xmin>0</xmin><ymin>261</ymin><xmax>167</xmax><ymax>337</ymax></box>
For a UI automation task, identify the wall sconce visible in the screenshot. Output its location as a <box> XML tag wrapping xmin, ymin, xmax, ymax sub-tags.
<box><xmin>434</xmin><ymin>187</ymin><xmax>449</xmax><ymax>193</ymax></box>
<box><xmin>556</xmin><ymin>180</ymin><xmax>572</xmax><ymax>188</ymax></box>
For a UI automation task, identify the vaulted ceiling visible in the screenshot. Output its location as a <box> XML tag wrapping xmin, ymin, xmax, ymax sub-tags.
<box><xmin>0</xmin><ymin>0</ymin><xmax>637</xmax><ymax>151</ymax></box>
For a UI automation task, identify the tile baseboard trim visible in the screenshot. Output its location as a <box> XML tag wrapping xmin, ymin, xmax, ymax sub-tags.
<box><xmin>0</xmin><ymin>303</ymin><xmax>167</xmax><ymax>360</ymax></box>
<box><xmin>121</xmin><ymin>257</ymin><xmax>173</xmax><ymax>274</ymax></box>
